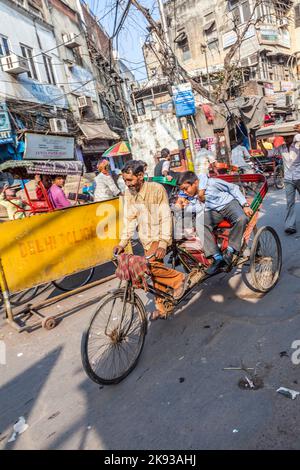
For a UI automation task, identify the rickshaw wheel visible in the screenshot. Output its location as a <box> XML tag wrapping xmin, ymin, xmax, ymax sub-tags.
<box><xmin>81</xmin><ymin>289</ymin><xmax>147</xmax><ymax>385</ymax></box>
<box><xmin>10</xmin><ymin>286</ymin><xmax>40</xmax><ymax>307</ymax></box>
<box><xmin>249</xmin><ymin>226</ymin><xmax>282</xmax><ymax>293</ymax></box>
<box><xmin>42</xmin><ymin>316</ymin><xmax>57</xmax><ymax>330</ymax></box>
<box><xmin>52</xmin><ymin>267</ymin><xmax>95</xmax><ymax>292</ymax></box>
<box><xmin>274</xmin><ymin>166</ymin><xmax>284</xmax><ymax>190</ymax></box>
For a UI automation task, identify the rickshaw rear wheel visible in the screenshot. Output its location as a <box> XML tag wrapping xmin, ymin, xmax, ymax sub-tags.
<box><xmin>52</xmin><ymin>268</ymin><xmax>95</xmax><ymax>292</ymax></box>
<box><xmin>81</xmin><ymin>289</ymin><xmax>147</xmax><ymax>385</ymax></box>
<box><xmin>249</xmin><ymin>226</ymin><xmax>282</xmax><ymax>293</ymax></box>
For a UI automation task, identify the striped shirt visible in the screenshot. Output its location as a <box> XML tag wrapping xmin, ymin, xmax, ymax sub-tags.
<box><xmin>119</xmin><ymin>182</ymin><xmax>172</xmax><ymax>251</ymax></box>
<box><xmin>94</xmin><ymin>173</ymin><xmax>120</xmax><ymax>202</ymax></box>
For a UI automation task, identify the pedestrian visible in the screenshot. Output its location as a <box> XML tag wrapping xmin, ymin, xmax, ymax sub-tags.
<box><xmin>114</xmin><ymin>168</ymin><xmax>126</xmax><ymax>194</ymax></box>
<box><xmin>231</xmin><ymin>139</ymin><xmax>252</xmax><ymax>172</ymax></box>
<box><xmin>269</xmin><ymin>133</ymin><xmax>300</xmax><ymax>234</ymax></box>
<box><xmin>48</xmin><ymin>175</ymin><xmax>71</xmax><ymax>209</ymax></box>
<box><xmin>0</xmin><ymin>184</ymin><xmax>29</xmax><ymax>219</ymax></box>
<box><xmin>154</xmin><ymin>148</ymin><xmax>174</xmax><ymax>195</ymax></box>
<box><xmin>34</xmin><ymin>174</ymin><xmax>52</xmax><ymax>201</ymax></box>
<box><xmin>94</xmin><ymin>159</ymin><xmax>121</xmax><ymax>202</ymax></box>
<box><xmin>194</xmin><ymin>139</ymin><xmax>216</xmax><ymax>176</ymax></box>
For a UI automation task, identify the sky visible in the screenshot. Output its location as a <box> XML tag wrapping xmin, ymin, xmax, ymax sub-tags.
<box><xmin>86</xmin><ymin>0</ymin><xmax>160</xmax><ymax>81</ymax></box>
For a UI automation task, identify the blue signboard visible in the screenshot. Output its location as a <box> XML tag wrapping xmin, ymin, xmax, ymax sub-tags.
<box><xmin>172</xmin><ymin>83</ymin><xmax>196</xmax><ymax>118</ymax></box>
<box><xmin>0</xmin><ymin>106</ymin><xmax>14</xmax><ymax>145</ymax></box>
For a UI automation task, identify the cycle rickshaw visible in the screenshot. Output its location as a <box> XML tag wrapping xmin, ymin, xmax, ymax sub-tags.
<box><xmin>81</xmin><ymin>173</ymin><xmax>282</xmax><ymax>385</ymax></box>
<box><xmin>0</xmin><ymin>159</ymin><xmax>84</xmax><ymax>217</ymax></box>
<box><xmin>248</xmin><ymin>149</ymin><xmax>284</xmax><ymax>190</ymax></box>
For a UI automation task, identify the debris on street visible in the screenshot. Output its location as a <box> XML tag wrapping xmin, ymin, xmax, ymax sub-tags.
<box><xmin>277</xmin><ymin>387</ymin><xmax>300</xmax><ymax>400</ymax></box>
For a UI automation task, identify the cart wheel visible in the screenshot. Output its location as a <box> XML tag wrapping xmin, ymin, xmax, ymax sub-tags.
<box><xmin>274</xmin><ymin>166</ymin><xmax>284</xmax><ymax>190</ymax></box>
<box><xmin>10</xmin><ymin>286</ymin><xmax>40</xmax><ymax>307</ymax></box>
<box><xmin>81</xmin><ymin>289</ymin><xmax>147</xmax><ymax>385</ymax></box>
<box><xmin>42</xmin><ymin>316</ymin><xmax>57</xmax><ymax>330</ymax></box>
<box><xmin>249</xmin><ymin>226</ymin><xmax>282</xmax><ymax>293</ymax></box>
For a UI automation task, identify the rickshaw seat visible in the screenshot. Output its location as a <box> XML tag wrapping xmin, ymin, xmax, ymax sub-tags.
<box><xmin>218</xmin><ymin>220</ymin><xmax>233</xmax><ymax>229</ymax></box>
<box><xmin>30</xmin><ymin>200</ymin><xmax>52</xmax><ymax>211</ymax></box>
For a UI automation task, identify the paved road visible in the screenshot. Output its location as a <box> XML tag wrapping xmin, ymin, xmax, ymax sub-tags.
<box><xmin>1</xmin><ymin>187</ymin><xmax>300</xmax><ymax>450</ymax></box>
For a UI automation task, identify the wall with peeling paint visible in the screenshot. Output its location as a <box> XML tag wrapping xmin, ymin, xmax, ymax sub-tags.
<box><xmin>127</xmin><ymin>113</ymin><xmax>181</xmax><ymax>176</ymax></box>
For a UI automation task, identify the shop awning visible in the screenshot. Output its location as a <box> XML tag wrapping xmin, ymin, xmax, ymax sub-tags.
<box><xmin>227</xmin><ymin>96</ymin><xmax>268</xmax><ymax>130</ymax></box>
<box><xmin>78</xmin><ymin>121</ymin><xmax>120</xmax><ymax>141</ymax></box>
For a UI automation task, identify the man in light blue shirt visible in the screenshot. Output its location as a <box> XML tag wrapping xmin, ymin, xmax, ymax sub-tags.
<box><xmin>178</xmin><ymin>172</ymin><xmax>253</xmax><ymax>275</ymax></box>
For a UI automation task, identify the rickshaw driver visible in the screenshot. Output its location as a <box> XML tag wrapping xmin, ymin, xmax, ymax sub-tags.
<box><xmin>178</xmin><ymin>172</ymin><xmax>253</xmax><ymax>276</ymax></box>
<box><xmin>113</xmin><ymin>160</ymin><xmax>199</xmax><ymax>320</ymax></box>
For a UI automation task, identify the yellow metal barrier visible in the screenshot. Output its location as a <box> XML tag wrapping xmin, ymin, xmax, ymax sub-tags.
<box><xmin>0</xmin><ymin>198</ymin><xmax>123</xmax><ymax>293</ymax></box>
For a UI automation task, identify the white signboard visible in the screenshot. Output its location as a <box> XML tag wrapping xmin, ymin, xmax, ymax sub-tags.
<box><xmin>24</xmin><ymin>133</ymin><xmax>75</xmax><ymax>160</ymax></box>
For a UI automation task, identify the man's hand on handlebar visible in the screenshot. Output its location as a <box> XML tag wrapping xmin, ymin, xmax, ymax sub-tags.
<box><xmin>244</xmin><ymin>207</ymin><xmax>254</xmax><ymax>218</ymax></box>
<box><xmin>155</xmin><ymin>247</ymin><xmax>166</xmax><ymax>260</ymax></box>
<box><xmin>113</xmin><ymin>245</ymin><xmax>125</xmax><ymax>256</ymax></box>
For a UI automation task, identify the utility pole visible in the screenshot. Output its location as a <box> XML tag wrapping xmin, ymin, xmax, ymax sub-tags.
<box><xmin>201</xmin><ymin>44</ymin><xmax>212</xmax><ymax>94</ymax></box>
<box><xmin>129</xmin><ymin>0</ymin><xmax>216</xmax><ymax>104</ymax></box>
<box><xmin>157</xmin><ymin>0</ymin><xmax>171</xmax><ymax>48</ymax></box>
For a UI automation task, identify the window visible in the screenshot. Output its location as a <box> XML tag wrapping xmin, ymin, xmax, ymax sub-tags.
<box><xmin>181</xmin><ymin>42</ymin><xmax>191</xmax><ymax>61</ymax></box>
<box><xmin>174</xmin><ymin>31</ymin><xmax>191</xmax><ymax>61</ymax></box>
<box><xmin>42</xmin><ymin>55</ymin><xmax>56</xmax><ymax>85</ymax></box>
<box><xmin>20</xmin><ymin>44</ymin><xmax>38</xmax><ymax>80</ymax></box>
<box><xmin>28</xmin><ymin>0</ymin><xmax>43</xmax><ymax>17</ymax></box>
<box><xmin>100</xmin><ymin>98</ymin><xmax>111</xmax><ymax>121</ymax></box>
<box><xmin>204</xmin><ymin>21</ymin><xmax>219</xmax><ymax>50</ymax></box>
<box><xmin>0</xmin><ymin>36</ymin><xmax>10</xmax><ymax>57</ymax></box>
<box><xmin>136</xmin><ymin>99</ymin><xmax>145</xmax><ymax>116</ymax></box>
<box><xmin>256</xmin><ymin>2</ymin><xmax>275</xmax><ymax>24</ymax></box>
<box><xmin>230</xmin><ymin>0</ymin><xmax>251</xmax><ymax>26</ymax></box>
<box><xmin>72</xmin><ymin>47</ymin><xmax>83</xmax><ymax>66</ymax></box>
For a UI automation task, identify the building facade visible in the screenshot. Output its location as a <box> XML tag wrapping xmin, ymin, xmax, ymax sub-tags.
<box><xmin>160</xmin><ymin>0</ymin><xmax>297</xmax><ymax>118</ymax></box>
<box><xmin>0</xmin><ymin>0</ymin><xmax>133</xmax><ymax>172</ymax></box>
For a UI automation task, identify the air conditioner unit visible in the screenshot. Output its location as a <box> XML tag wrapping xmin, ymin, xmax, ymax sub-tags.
<box><xmin>63</xmin><ymin>32</ymin><xmax>81</xmax><ymax>49</ymax></box>
<box><xmin>1</xmin><ymin>54</ymin><xmax>29</xmax><ymax>74</ymax></box>
<box><xmin>77</xmin><ymin>95</ymin><xmax>93</xmax><ymax>108</ymax></box>
<box><xmin>49</xmin><ymin>118</ymin><xmax>68</xmax><ymax>133</ymax></box>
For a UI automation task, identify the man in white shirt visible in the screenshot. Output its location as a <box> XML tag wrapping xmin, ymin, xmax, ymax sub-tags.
<box><xmin>269</xmin><ymin>133</ymin><xmax>300</xmax><ymax>234</ymax></box>
<box><xmin>231</xmin><ymin>140</ymin><xmax>252</xmax><ymax>172</ymax></box>
<box><xmin>94</xmin><ymin>159</ymin><xmax>120</xmax><ymax>202</ymax></box>
<box><xmin>154</xmin><ymin>148</ymin><xmax>173</xmax><ymax>195</ymax></box>
<box><xmin>194</xmin><ymin>140</ymin><xmax>216</xmax><ymax>176</ymax></box>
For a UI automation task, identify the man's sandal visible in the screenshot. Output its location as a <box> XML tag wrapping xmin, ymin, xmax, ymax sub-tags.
<box><xmin>150</xmin><ymin>310</ymin><xmax>168</xmax><ymax>321</ymax></box>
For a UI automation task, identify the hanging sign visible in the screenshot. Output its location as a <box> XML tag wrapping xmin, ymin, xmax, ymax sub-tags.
<box><xmin>0</xmin><ymin>103</ymin><xmax>14</xmax><ymax>144</ymax></box>
<box><xmin>172</xmin><ymin>83</ymin><xmax>196</xmax><ymax>117</ymax></box>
